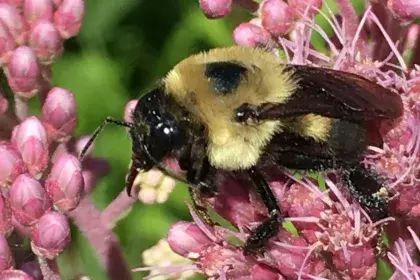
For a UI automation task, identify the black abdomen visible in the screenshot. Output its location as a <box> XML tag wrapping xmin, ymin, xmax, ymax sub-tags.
<box><xmin>262</xmin><ymin>119</ymin><xmax>368</xmax><ymax>171</ymax></box>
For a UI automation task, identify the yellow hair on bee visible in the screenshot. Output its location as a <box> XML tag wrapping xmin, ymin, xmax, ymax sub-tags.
<box><xmin>296</xmin><ymin>114</ymin><xmax>334</xmax><ymax>142</ymax></box>
<box><xmin>163</xmin><ymin>46</ymin><xmax>296</xmax><ymax>170</ymax></box>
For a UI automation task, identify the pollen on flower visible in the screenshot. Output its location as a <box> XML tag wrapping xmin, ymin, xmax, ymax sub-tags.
<box><xmin>133</xmin><ymin>168</ymin><xmax>176</xmax><ymax>204</ymax></box>
<box><xmin>136</xmin><ymin>239</ymin><xmax>197</xmax><ymax>280</ymax></box>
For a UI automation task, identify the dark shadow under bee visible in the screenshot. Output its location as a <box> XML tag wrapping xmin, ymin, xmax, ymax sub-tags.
<box><xmin>80</xmin><ymin>46</ymin><xmax>403</xmax><ymax>256</ymax></box>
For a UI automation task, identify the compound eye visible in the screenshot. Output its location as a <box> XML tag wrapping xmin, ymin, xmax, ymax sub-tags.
<box><xmin>147</xmin><ymin>116</ymin><xmax>184</xmax><ymax>160</ymax></box>
<box><xmin>152</xmin><ymin>122</ymin><xmax>178</xmax><ymax>146</ymax></box>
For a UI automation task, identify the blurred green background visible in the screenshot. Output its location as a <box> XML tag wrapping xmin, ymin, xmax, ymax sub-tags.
<box><xmin>49</xmin><ymin>0</ymin><xmax>389</xmax><ymax>279</ymax></box>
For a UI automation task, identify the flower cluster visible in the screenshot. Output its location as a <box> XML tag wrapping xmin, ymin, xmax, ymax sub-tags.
<box><xmin>137</xmin><ymin>0</ymin><xmax>420</xmax><ymax>279</ymax></box>
<box><xmin>0</xmin><ymin>1</ymin><xmax>127</xmax><ymax>279</ymax></box>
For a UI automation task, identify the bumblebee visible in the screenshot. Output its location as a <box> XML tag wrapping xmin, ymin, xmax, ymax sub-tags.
<box><xmin>80</xmin><ymin>46</ymin><xmax>403</xmax><ymax>255</ymax></box>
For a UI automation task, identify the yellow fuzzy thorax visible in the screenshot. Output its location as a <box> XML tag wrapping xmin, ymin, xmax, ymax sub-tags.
<box><xmin>163</xmin><ymin>46</ymin><xmax>319</xmax><ymax>170</ymax></box>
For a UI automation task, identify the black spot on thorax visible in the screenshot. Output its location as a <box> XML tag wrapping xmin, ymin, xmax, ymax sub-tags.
<box><xmin>204</xmin><ymin>61</ymin><xmax>247</xmax><ymax>95</ymax></box>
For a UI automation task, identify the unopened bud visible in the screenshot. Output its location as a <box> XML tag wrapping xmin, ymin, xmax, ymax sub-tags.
<box><xmin>53</xmin><ymin>0</ymin><xmax>84</xmax><ymax>39</ymax></box>
<box><xmin>261</xmin><ymin>0</ymin><xmax>294</xmax><ymax>37</ymax></box>
<box><xmin>167</xmin><ymin>221</ymin><xmax>212</xmax><ymax>258</ymax></box>
<box><xmin>45</xmin><ymin>154</ymin><xmax>84</xmax><ymax>212</ymax></box>
<box><xmin>0</xmin><ymin>3</ymin><xmax>27</xmax><ymax>44</ymax></box>
<box><xmin>41</xmin><ymin>87</ymin><xmax>77</xmax><ymax>141</ymax></box>
<box><xmin>0</xmin><ymin>142</ymin><xmax>26</xmax><ymax>188</ymax></box>
<box><xmin>28</xmin><ymin>20</ymin><xmax>63</xmax><ymax>64</ymax></box>
<box><xmin>7</xmin><ymin>46</ymin><xmax>41</xmax><ymax>99</ymax></box>
<box><xmin>31</xmin><ymin>211</ymin><xmax>71</xmax><ymax>259</ymax></box>
<box><xmin>9</xmin><ymin>173</ymin><xmax>51</xmax><ymax>227</ymax></box>
<box><xmin>233</xmin><ymin>22</ymin><xmax>273</xmax><ymax>48</ymax></box>
<box><xmin>0</xmin><ymin>269</ymin><xmax>34</xmax><ymax>280</ymax></box>
<box><xmin>199</xmin><ymin>0</ymin><xmax>232</xmax><ymax>19</ymax></box>
<box><xmin>23</xmin><ymin>0</ymin><xmax>54</xmax><ymax>27</ymax></box>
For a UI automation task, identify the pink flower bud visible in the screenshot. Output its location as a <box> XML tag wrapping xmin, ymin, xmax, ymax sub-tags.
<box><xmin>0</xmin><ymin>195</ymin><xmax>13</xmax><ymax>236</ymax></box>
<box><xmin>0</xmin><ymin>3</ymin><xmax>28</xmax><ymax>44</ymax></box>
<box><xmin>261</xmin><ymin>0</ymin><xmax>294</xmax><ymax>37</ymax></box>
<box><xmin>31</xmin><ymin>211</ymin><xmax>71</xmax><ymax>259</ymax></box>
<box><xmin>11</xmin><ymin>117</ymin><xmax>49</xmax><ymax>176</ymax></box>
<box><xmin>0</xmin><ymin>235</ymin><xmax>13</xmax><ymax>272</ymax></box>
<box><xmin>167</xmin><ymin>221</ymin><xmax>212</xmax><ymax>258</ymax></box>
<box><xmin>7</xmin><ymin>46</ymin><xmax>41</xmax><ymax>99</ymax></box>
<box><xmin>45</xmin><ymin>154</ymin><xmax>84</xmax><ymax>212</ymax></box>
<box><xmin>288</xmin><ymin>0</ymin><xmax>322</xmax><ymax>18</ymax></box>
<box><xmin>124</xmin><ymin>99</ymin><xmax>137</xmax><ymax>123</ymax></box>
<box><xmin>19</xmin><ymin>262</ymin><xmax>42</xmax><ymax>280</ymax></box>
<box><xmin>23</xmin><ymin>0</ymin><xmax>54</xmax><ymax>27</ymax></box>
<box><xmin>387</xmin><ymin>0</ymin><xmax>420</xmax><ymax>21</ymax></box>
<box><xmin>0</xmin><ymin>269</ymin><xmax>34</xmax><ymax>280</ymax></box>
<box><xmin>53</xmin><ymin>0</ymin><xmax>84</xmax><ymax>39</ymax></box>
<box><xmin>28</xmin><ymin>20</ymin><xmax>63</xmax><ymax>64</ymax></box>
<box><xmin>9</xmin><ymin>174</ymin><xmax>51</xmax><ymax>227</ymax></box>
<box><xmin>0</xmin><ymin>142</ymin><xmax>26</xmax><ymax>188</ymax></box>
<box><xmin>233</xmin><ymin>22</ymin><xmax>273</xmax><ymax>48</ymax></box>
<box><xmin>199</xmin><ymin>0</ymin><xmax>232</xmax><ymax>19</ymax></box>
<box><xmin>0</xmin><ymin>93</ymin><xmax>7</xmax><ymax>115</ymax></box>
<box><xmin>41</xmin><ymin>87</ymin><xmax>77</xmax><ymax>141</ymax></box>
<box><xmin>0</xmin><ymin>20</ymin><xmax>15</xmax><ymax>65</ymax></box>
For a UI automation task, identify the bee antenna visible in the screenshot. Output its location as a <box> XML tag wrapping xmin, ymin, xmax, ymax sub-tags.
<box><xmin>79</xmin><ymin>116</ymin><xmax>133</xmax><ymax>161</ymax></box>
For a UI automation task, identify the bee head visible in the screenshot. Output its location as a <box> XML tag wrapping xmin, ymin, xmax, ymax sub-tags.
<box><xmin>130</xmin><ymin>85</ymin><xmax>186</xmax><ymax>170</ymax></box>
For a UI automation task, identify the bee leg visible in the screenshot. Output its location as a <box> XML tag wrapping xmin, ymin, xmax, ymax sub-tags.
<box><xmin>244</xmin><ymin>168</ymin><xmax>283</xmax><ymax>255</ymax></box>
<box><xmin>181</xmin><ymin>138</ymin><xmax>218</xmax><ymax>226</ymax></box>
<box><xmin>342</xmin><ymin>165</ymin><xmax>389</xmax><ymax>221</ymax></box>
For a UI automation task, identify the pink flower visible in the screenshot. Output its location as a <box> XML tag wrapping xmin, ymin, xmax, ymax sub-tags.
<box><xmin>0</xmin><ymin>269</ymin><xmax>34</xmax><ymax>280</ymax></box>
<box><xmin>123</xmin><ymin>99</ymin><xmax>138</xmax><ymax>123</ymax></box>
<box><xmin>168</xmin><ymin>221</ymin><xmax>213</xmax><ymax>258</ymax></box>
<box><xmin>233</xmin><ymin>22</ymin><xmax>273</xmax><ymax>48</ymax></box>
<box><xmin>45</xmin><ymin>154</ymin><xmax>84</xmax><ymax>212</ymax></box>
<box><xmin>11</xmin><ymin>117</ymin><xmax>48</xmax><ymax>176</ymax></box>
<box><xmin>0</xmin><ymin>235</ymin><xmax>13</xmax><ymax>272</ymax></box>
<box><xmin>23</xmin><ymin>0</ymin><xmax>54</xmax><ymax>27</ymax></box>
<box><xmin>28</xmin><ymin>20</ymin><xmax>63</xmax><ymax>64</ymax></box>
<box><xmin>9</xmin><ymin>173</ymin><xmax>51</xmax><ymax>227</ymax></box>
<box><xmin>30</xmin><ymin>211</ymin><xmax>71</xmax><ymax>259</ymax></box>
<box><xmin>332</xmin><ymin>245</ymin><xmax>377</xmax><ymax>279</ymax></box>
<box><xmin>199</xmin><ymin>0</ymin><xmax>232</xmax><ymax>19</ymax></box>
<box><xmin>0</xmin><ymin>3</ymin><xmax>27</xmax><ymax>44</ymax></box>
<box><xmin>41</xmin><ymin>87</ymin><xmax>77</xmax><ymax>141</ymax></box>
<box><xmin>53</xmin><ymin>0</ymin><xmax>84</xmax><ymax>39</ymax></box>
<box><xmin>261</xmin><ymin>0</ymin><xmax>294</xmax><ymax>37</ymax></box>
<box><xmin>6</xmin><ymin>46</ymin><xmax>41</xmax><ymax>98</ymax></box>
<box><xmin>0</xmin><ymin>142</ymin><xmax>26</xmax><ymax>188</ymax></box>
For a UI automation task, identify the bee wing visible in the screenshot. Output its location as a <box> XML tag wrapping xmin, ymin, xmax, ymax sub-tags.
<box><xmin>256</xmin><ymin>65</ymin><xmax>404</xmax><ymax>121</ymax></box>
